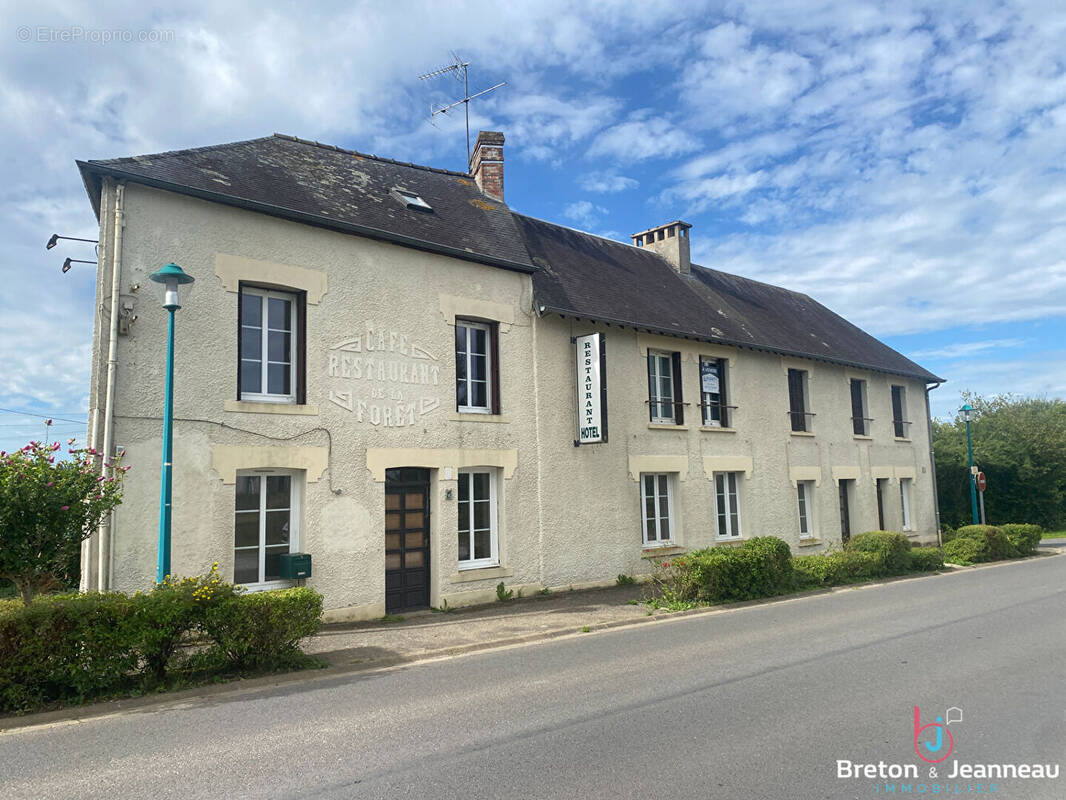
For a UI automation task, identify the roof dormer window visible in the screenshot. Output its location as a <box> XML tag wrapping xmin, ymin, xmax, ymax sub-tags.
<box><xmin>391</xmin><ymin>187</ymin><xmax>433</xmax><ymax>212</ymax></box>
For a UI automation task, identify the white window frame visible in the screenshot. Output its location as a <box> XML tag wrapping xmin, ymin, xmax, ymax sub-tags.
<box><xmin>714</xmin><ymin>471</ymin><xmax>743</xmax><ymax>539</ymax></box>
<box><xmin>797</xmin><ymin>481</ymin><xmax>814</xmax><ymax>539</ymax></box>
<box><xmin>456</xmin><ymin>320</ymin><xmax>493</xmax><ymax>414</ymax></box>
<box><xmin>233</xmin><ymin>468</ymin><xmax>300</xmax><ymax>589</ymax></box>
<box><xmin>648</xmin><ymin>350</ymin><xmax>675</xmax><ymax>424</ymax></box>
<box><xmin>640</xmin><ymin>472</ymin><xmax>676</xmax><ymax>546</ymax></box>
<box><xmin>700</xmin><ymin>356</ymin><xmax>728</xmax><ymax>427</ymax></box>
<box><xmin>240</xmin><ymin>287</ymin><xmax>297</xmax><ymax>404</ymax></box>
<box><xmin>457</xmin><ymin>468</ymin><xmax>499</xmax><ymax>569</ymax></box>
<box><xmin>900</xmin><ymin>478</ymin><xmax>913</xmax><ymax>531</ymax></box>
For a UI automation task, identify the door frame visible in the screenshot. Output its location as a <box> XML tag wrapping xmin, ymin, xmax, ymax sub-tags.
<box><xmin>384</xmin><ymin>467</ymin><xmax>431</xmax><ymax>613</ymax></box>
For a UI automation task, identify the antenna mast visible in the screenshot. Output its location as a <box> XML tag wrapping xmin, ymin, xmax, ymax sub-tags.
<box><xmin>419</xmin><ymin>52</ymin><xmax>505</xmax><ymax>167</ymax></box>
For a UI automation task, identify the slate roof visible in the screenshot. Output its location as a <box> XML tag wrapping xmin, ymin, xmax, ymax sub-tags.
<box><xmin>514</xmin><ymin>214</ymin><xmax>942</xmax><ymax>381</ymax></box>
<box><xmin>77</xmin><ymin>134</ymin><xmax>941</xmax><ymax>382</ymax></box>
<box><xmin>77</xmin><ymin>134</ymin><xmax>536</xmax><ymax>273</ymax></box>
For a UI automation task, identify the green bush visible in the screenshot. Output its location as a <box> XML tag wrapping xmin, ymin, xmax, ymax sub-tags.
<box><xmin>846</xmin><ymin>530</ymin><xmax>912</xmax><ymax>574</ymax></box>
<box><xmin>943</xmin><ymin>536</ymin><xmax>989</xmax><ymax>565</ymax></box>
<box><xmin>1000</xmin><ymin>523</ymin><xmax>1043</xmax><ymax>557</ymax></box>
<box><xmin>133</xmin><ymin>566</ymin><xmax>237</xmax><ymax>684</ymax></box>
<box><xmin>792</xmin><ymin>550</ymin><xmax>884</xmax><ymax>588</ymax></box>
<box><xmin>954</xmin><ymin>525</ymin><xmax>1010</xmax><ymax>560</ymax></box>
<box><xmin>908</xmin><ymin>547</ymin><xmax>944</xmax><ymax>572</ymax></box>
<box><xmin>654</xmin><ymin>537</ymin><xmax>794</xmax><ymax>604</ymax></box>
<box><xmin>0</xmin><ymin>592</ymin><xmax>139</xmax><ymax>712</ymax></box>
<box><xmin>203</xmin><ymin>587</ymin><xmax>323</xmax><ymax>671</ymax></box>
<box><xmin>0</xmin><ymin>571</ymin><xmax>323</xmax><ymax>714</ymax></box>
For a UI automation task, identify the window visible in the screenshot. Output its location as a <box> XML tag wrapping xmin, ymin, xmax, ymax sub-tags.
<box><xmin>797</xmin><ymin>481</ymin><xmax>814</xmax><ymax>539</ymax></box>
<box><xmin>640</xmin><ymin>473</ymin><xmax>674</xmax><ymax>545</ymax></box>
<box><xmin>700</xmin><ymin>356</ymin><xmax>729</xmax><ymax>427</ymax></box>
<box><xmin>234</xmin><ymin>471</ymin><xmax>298</xmax><ymax>585</ymax></box>
<box><xmin>850</xmin><ymin>379</ymin><xmax>869</xmax><ymax>436</ymax></box>
<box><xmin>648</xmin><ymin>350</ymin><xmax>683</xmax><ymax>424</ymax></box>
<box><xmin>876</xmin><ymin>478</ymin><xmax>888</xmax><ymax>530</ymax></box>
<box><xmin>788</xmin><ymin>368</ymin><xmax>810</xmax><ymax>432</ymax></box>
<box><xmin>891</xmin><ymin>385</ymin><xmax>909</xmax><ymax>438</ymax></box>
<box><xmin>714</xmin><ymin>472</ymin><xmax>742</xmax><ymax>539</ymax></box>
<box><xmin>390</xmin><ymin>187</ymin><xmax>433</xmax><ymax>212</ymax></box>
<box><xmin>455</xmin><ymin>320</ymin><xmax>499</xmax><ymax>414</ymax></box>
<box><xmin>838</xmin><ymin>479</ymin><xmax>852</xmax><ymax>543</ymax></box>
<box><xmin>458</xmin><ymin>469</ymin><xmax>498</xmax><ymax>568</ymax></box>
<box><xmin>900</xmin><ymin>478</ymin><xmax>913</xmax><ymax>531</ymax></box>
<box><xmin>239</xmin><ymin>286</ymin><xmax>304</xmax><ymax>403</ymax></box>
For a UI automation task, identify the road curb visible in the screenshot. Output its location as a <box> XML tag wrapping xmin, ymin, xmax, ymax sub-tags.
<box><xmin>3</xmin><ymin>548</ymin><xmax>1061</xmax><ymax>733</ymax></box>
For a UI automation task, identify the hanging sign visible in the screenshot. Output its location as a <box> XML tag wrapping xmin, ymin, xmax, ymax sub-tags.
<box><xmin>701</xmin><ymin>359</ymin><xmax>720</xmax><ymax>395</ymax></box>
<box><xmin>574</xmin><ymin>333</ymin><xmax>607</xmax><ymax>444</ymax></box>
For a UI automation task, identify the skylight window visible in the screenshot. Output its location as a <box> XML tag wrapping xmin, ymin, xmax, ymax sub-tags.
<box><xmin>390</xmin><ymin>187</ymin><xmax>433</xmax><ymax>212</ymax></box>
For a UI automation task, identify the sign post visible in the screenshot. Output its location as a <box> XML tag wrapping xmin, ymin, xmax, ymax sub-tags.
<box><xmin>976</xmin><ymin>471</ymin><xmax>987</xmax><ymax>524</ymax></box>
<box><xmin>574</xmin><ymin>333</ymin><xmax>607</xmax><ymax>445</ymax></box>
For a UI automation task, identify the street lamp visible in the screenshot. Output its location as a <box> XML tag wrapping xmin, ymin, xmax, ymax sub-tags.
<box><xmin>960</xmin><ymin>403</ymin><xmax>979</xmax><ymax>525</ymax></box>
<box><xmin>149</xmin><ymin>263</ymin><xmax>195</xmax><ymax>582</ymax></box>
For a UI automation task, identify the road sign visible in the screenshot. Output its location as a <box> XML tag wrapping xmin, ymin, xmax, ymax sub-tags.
<box><xmin>976</xmin><ymin>472</ymin><xmax>987</xmax><ymax>492</ymax></box>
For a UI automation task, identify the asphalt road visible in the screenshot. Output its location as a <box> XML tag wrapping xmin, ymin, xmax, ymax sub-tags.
<box><xmin>2</xmin><ymin>555</ymin><xmax>1064</xmax><ymax>800</ymax></box>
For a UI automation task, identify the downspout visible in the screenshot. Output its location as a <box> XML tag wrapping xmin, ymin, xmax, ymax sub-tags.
<box><xmin>97</xmin><ymin>181</ymin><xmax>125</xmax><ymax>591</ymax></box>
<box><xmin>925</xmin><ymin>381</ymin><xmax>943</xmax><ymax>546</ymax></box>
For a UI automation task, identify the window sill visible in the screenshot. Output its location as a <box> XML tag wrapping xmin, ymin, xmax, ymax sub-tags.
<box><xmin>715</xmin><ymin>536</ymin><xmax>745</xmax><ymax>545</ymax></box>
<box><xmin>797</xmin><ymin>538</ymin><xmax>822</xmax><ymax>547</ymax></box>
<box><xmin>239</xmin><ymin>580</ymin><xmax>297</xmax><ymax>592</ymax></box>
<box><xmin>852</xmin><ymin>434</ymin><xmax>872</xmax><ymax>441</ymax></box>
<box><xmin>894</xmin><ymin>437</ymin><xmax>912</xmax><ymax>443</ymax></box>
<box><xmin>647</xmin><ymin>423</ymin><xmax>688</xmax><ymax>431</ymax></box>
<box><xmin>790</xmin><ymin>431</ymin><xmax>815</xmax><ymax>438</ymax></box>
<box><xmin>641</xmin><ymin>543</ymin><xmax>685</xmax><ymax>558</ymax></box>
<box><xmin>449</xmin><ymin>412</ymin><xmax>510</xmax><ymax>424</ymax></box>
<box><xmin>700</xmin><ymin>426</ymin><xmax>736</xmax><ymax>434</ymax></box>
<box><xmin>225</xmin><ymin>400</ymin><xmax>319</xmax><ymax>416</ymax></box>
<box><xmin>450</xmin><ymin>565</ymin><xmax>511</xmax><ymax>583</ymax></box>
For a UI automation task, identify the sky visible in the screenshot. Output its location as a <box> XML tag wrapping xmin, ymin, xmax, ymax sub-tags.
<box><xmin>2</xmin><ymin>0</ymin><xmax>1065</xmax><ymax>452</ymax></box>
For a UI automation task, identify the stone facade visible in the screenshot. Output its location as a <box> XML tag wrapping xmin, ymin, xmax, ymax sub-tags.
<box><xmin>79</xmin><ymin>172</ymin><xmax>939</xmax><ymax>622</ymax></box>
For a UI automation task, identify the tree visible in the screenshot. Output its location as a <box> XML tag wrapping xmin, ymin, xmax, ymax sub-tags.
<box><xmin>933</xmin><ymin>394</ymin><xmax>1066</xmax><ymax>530</ymax></box>
<box><xmin>0</xmin><ymin>437</ymin><xmax>126</xmax><ymax>604</ymax></box>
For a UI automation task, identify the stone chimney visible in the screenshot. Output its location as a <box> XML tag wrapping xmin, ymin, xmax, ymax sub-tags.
<box><xmin>469</xmin><ymin>131</ymin><xmax>504</xmax><ymax>202</ymax></box>
<box><xmin>631</xmin><ymin>221</ymin><xmax>692</xmax><ymax>275</ymax></box>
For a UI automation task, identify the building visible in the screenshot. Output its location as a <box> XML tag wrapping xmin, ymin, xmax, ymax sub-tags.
<box><xmin>76</xmin><ymin>131</ymin><xmax>943</xmax><ymax>620</ymax></box>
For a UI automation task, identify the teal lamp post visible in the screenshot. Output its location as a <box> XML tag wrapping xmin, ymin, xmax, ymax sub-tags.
<box><xmin>960</xmin><ymin>403</ymin><xmax>979</xmax><ymax>525</ymax></box>
<box><xmin>149</xmin><ymin>263</ymin><xmax>195</xmax><ymax>582</ymax></box>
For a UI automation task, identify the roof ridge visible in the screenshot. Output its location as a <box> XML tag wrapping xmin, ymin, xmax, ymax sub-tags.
<box><xmin>272</xmin><ymin>133</ymin><xmax>473</xmax><ymax>178</ymax></box>
<box><xmin>512</xmin><ymin>212</ymin><xmax>649</xmax><ymax>251</ymax></box>
<box><xmin>87</xmin><ymin>135</ymin><xmax>278</xmax><ymax>166</ymax></box>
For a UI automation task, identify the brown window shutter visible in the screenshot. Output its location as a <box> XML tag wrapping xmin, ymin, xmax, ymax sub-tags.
<box><xmin>671</xmin><ymin>351</ymin><xmax>683</xmax><ymax>426</ymax></box>
<box><xmin>719</xmin><ymin>359</ymin><xmax>729</xmax><ymax>427</ymax></box>
<box><xmin>296</xmin><ymin>292</ymin><xmax>307</xmax><ymax>405</ymax></box>
<box><xmin>236</xmin><ymin>284</ymin><xmax>244</xmax><ymax>401</ymax></box>
<box><xmin>490</xmin><ymin>322</ymin><xmax>501</xmax><ymax>415</ymax></box>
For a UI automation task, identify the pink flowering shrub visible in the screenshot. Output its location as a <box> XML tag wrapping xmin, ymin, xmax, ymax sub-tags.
<box><xmin>0</xmin><ymin>437</ymin><xmax>126</xmax><ymax>604</ymax></box>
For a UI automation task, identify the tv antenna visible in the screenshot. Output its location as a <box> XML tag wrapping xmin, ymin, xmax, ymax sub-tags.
<box><xmin>419</xmin><ymin>52</ymin><xmax>505</xmax><ymax>166</ymax></box>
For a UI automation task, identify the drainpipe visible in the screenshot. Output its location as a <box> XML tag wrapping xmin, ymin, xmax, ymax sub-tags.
<box><xmin>97</xmin><ymin>181</ymin><xmax>125</xmax><ymax>591</ymax></box>
<box><xmin>924</xmin><ymin>381</ymin><xmax>943</xmax><ymax>546</ymax></box>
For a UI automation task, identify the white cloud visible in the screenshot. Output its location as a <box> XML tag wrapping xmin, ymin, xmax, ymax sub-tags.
<box><xmin>911</xmin><ymin>339</ymin><xmax>1028</xmax><ymax>360</ymax></box>
<box><xmin>587</xmin><ymin>111</ymin><xmax>700</xmax><ymax>162</ymax></box>
<box><xmin>578</xmin><ymin>172</ymin><xmax>639</xmax><ymax>193</ymax></box>
<box><xmin>563</xmin><ymin>200</ymin><xmax>609</xmax><ymax>228</ymax></box>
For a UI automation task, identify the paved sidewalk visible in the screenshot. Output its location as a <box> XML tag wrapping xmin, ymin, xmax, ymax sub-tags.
<box><xmin>306</xmin><ymin>583</ymin><xmax>658</xmax><ymax>668</ymax></box>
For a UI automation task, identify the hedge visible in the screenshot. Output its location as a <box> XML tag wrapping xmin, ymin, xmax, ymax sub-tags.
<box><xmin>657</xmin><ymin>532</ymin><xmax>947</xmax><ymax>601</ymax></box>
<box><xmin>0</xmin><ymin>569</ymin><xmax>322</xmax><ymax>714</ymax></box>
<box><xmin>845</xmin><ymin>531</ymin><xmax>912</xmax><ymax>573</ymax></box>
<box><xmin>942</xmin><ymin>523</ymin><xmax>1043</xmax><ymax>564</ymax></box>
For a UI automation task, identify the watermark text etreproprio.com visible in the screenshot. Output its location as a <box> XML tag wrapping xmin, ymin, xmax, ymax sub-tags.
<box><xmin>16</xmin><ymin>26</ymin><xmax>175</xmax><ymax>44</ymax></box>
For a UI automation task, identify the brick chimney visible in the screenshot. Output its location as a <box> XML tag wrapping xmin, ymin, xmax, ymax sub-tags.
<box><xmin>631</xmin><ymin>221</ymin><xmax>692</xmax><ymax>275</ymax></box>
<box><xmin>470</xmin><ymin>131</ymin><xmax>504</xmax><ymax>202</ymax></box>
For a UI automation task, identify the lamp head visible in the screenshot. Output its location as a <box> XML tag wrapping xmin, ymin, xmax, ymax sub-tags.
<box><xmin>46</xmin><ymin>234</ymin><xmax>59</xmax><ymax>250</ymax></box>
<box><xmin>960</xmin><ymin>403</ymin><xmax>974</xmax><ymax>422</ymax></box>
<box><xmin>149</xmin><ymin>263</ymin><xmax>194</xmax><ymax>308</ymax></box>
<box><xmin>62</xmin><ymin>258</ymin><xmax>72</xmax><ymax>273</ymax></box>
